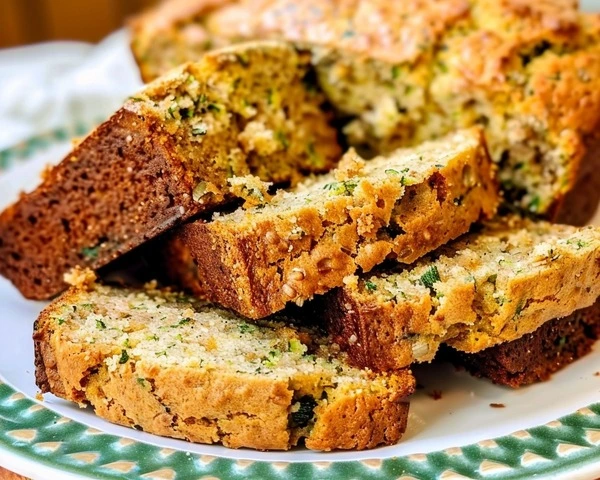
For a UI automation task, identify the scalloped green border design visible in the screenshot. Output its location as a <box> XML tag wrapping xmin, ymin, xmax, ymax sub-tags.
<box><xmin>1</xmin><ymin>380</ymin><xmax>599</xmax><ymax>479</ymax></box>
<box><xmin>1</xmin><ymin>126</ymin><xmax>600</xmax><ymax>479</ymax></box>
<box><xmin>0</xmin><ymin>121</ymin><xmax>99</xmax><ymax>172</ymax></box>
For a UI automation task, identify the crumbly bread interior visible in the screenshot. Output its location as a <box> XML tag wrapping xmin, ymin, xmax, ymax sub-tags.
<box><xmin>182</xmin><ymin>128</ymin><xmax>498</xmax><ymax>318</ymax></box>
<box><xmin>35</xmin><ymin>280</ymin><xmax>414</xmax><ymax>450</ymax></box>
<box><xmin>0</xmin><ymin>41</ymin><xmax>341</xmax><ymax>300</ymax></box>
<box><xmin>129</xmin><ymin>41</ymin><xmax>341</xmax><ymax>193</ymax></box>
<box><xmin>329</xmin><ymin>217</ymin><xmax>600</xmax><ymax>370</ymax></box>
<box><xmin>131</xmin><ymin>0</ymin><xmax>600</xmax><ymax>217</ymax></box>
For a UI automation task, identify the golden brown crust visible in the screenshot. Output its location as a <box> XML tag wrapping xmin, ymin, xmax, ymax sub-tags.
<box><xmin>130</xmin><ymin>0</ymin><xmax>600</xmax><ymax>219</ymax></box>
<box><xmin>130</xmin><ymin>0</ymin><xmax>234</xmax><ymax>82</ymax></box>
<box><xmin>325</xmin><ymin>218</ymin><xmax>600</xmax><ymax>371</ymax></box>
<box><xmin>306</xmin><ymin>376</ymin><xmax>411</xmax><ymax>451</ymax></box>
<box><xmin>33</xmin><ymin>283</ymin><xmax>415</xmax><ymax>451</ymax></box>
<box><xmin>85</xmin><ymin>363</ymin><xmax>294</xmax><ymax>449</ymax></box>
<box><xmin>131</xmin><ymin>0</ymin><xmax>471</xmax><ymax>81</ymax></box>
<box><xmin>180</xmin><ymin>129</ymin><xmax>498</xmax><ymax>319</ymax></box>
<box><xmin>0</xmin><ymin>42</ymin><xmax>341</xmax><ymax>300</ymax></box>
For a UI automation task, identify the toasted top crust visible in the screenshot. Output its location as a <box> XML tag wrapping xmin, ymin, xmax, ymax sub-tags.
<box><xmin>346</xmin><ymin>217</ymin><xmax>600</xmax><ymax>354</ymax></box>
<box><xmin>132</xmin><ymin>0</ymin><xmax>586</xmax><ymax>67</ymax></box>
<box><xmin>130</xmin><ymin>0</ymin><xmax>600</xmax><ymax>217</ymax></box>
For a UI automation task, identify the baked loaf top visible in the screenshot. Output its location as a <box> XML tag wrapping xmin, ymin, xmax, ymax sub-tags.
<box><xmin>181</xmin><ymin>128</ymin><xmax>499</xmax><ymax>319</ymax></box>
<box><xmin>33</xmin><ymin>273</ymin><xmax>414</xmax><ymax>451</ymax></box>
<box><xmin>0</xmin><ymin>41</ymin><xmax>341</xmax><ymax>300</ymax></box>
<box><xmin>130</xmin><ymin>0</ymin><xmax>600</xmax><ymax>218</ymax></box>
<box><xmin>326</xmin><ymin>217</ymin><xmax>600</xmax><ymax>371</ymax></box>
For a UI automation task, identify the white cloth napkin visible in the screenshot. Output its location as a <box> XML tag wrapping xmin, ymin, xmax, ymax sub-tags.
<box><xmin>0</xmin><ymin>29</ymin><xmax>143</xmax><ymax>151</ymax></box>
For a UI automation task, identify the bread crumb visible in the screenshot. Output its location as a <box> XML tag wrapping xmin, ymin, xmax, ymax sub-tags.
<box><xmin>490</xmin><ymin>403</ymin><xmax>505</xmax><ymax>408</ymax></box>
<box><xmin>335</xmin><ymin>148</ymin><xmax>365</xmax><ymax>181</ymax></box>
<box><xmin>228</xmin><ymin>175</ymin><xmax>272</xmax><ymax>208</ymax></box>
<box><xmin>40</xmin><ymin>163</ymin><xmax>55</xmax><ymax>182</ymax></box>
<box><xmin>71</xmin><ymin>137</ymin><xmax>84</xmax><ymax>148</ymax></box>
<box><xmin>35</xmin><ymin>392</ymin><xmax>44</xmax><ymax>401</ymax></box>
<box><xmin>64</xmin><ymin>267</ymin><xmax>97</xmax><ymax>288</ymax></box>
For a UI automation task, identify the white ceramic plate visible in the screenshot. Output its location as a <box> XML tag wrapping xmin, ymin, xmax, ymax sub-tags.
<box><xmin>0</xmin><ymin>129</ymin><xmax>599</xmax><ymax>480</ymax></box>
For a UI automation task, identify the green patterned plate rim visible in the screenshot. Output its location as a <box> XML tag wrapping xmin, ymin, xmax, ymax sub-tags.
<box><xmin>1</xmin><ymin>375</ymin><xmax>600</xmax><ymax>479</ymax></box>
<box><xmin>1</xmin><ymin>129</ymin><xmax>600</xmax><ymax>480</ymax></box>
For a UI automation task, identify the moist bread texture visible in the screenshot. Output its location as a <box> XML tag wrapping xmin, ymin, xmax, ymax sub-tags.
<box><xmin>33</xmin><ymin>276</ymin><xmax>414</xmax><ymax>451</ymax></box>
<box><xmin>325</xmin><ymin>217</ymin><xmax>600</xmax><ymax>371</ymax></box>
<box><xmin>130</xmin><ymin>0</ymin><xmax>600</xmax><ymax>220</ymax></box>
<box><xmin>0</xmin><ymin>41</ymin><xmax>341</xmax><ymax>300</ymax></box>
<box><xmin>445</xmin><ymin>300</ymin><xmax>600</xmax><ymax>387</ymax></box>
<box><xmin>180</xmin><ymin>128</ymin><xmax>499</xmax><ymax>319</ymax></box>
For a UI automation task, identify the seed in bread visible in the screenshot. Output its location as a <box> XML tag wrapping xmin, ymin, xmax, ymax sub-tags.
<box><xmin>0</xmin><ymin>41</ymin><xmax>341</xmax><ymax>300</ymax></box>
<box><xmin>180</xmin><ymin>128</ymin><xmax>499</xmax><ymax>319</ymax></box>
<box><xmin>33</xmin><ymin>275</ymin><xmax>414</xmax><ymax>451</ymax></box>
<box><xmin>324</xmin><ymin>217</ymin><xmax>600</xmax><ymax>371</ymax></box>
<box><xmin>130</xmin><ymin>0</ymin><xmax>600</xmax><ymax>220</ymax></box>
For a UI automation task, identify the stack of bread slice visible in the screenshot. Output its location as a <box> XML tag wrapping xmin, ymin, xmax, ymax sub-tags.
<box><xmin>0</xmin><ymin>42</ymin><xmax>341</xmax><ymax>300</ymax></box>
<box><xmin>130</xmin><ymin>0</ymin><xmax>600</xmax><ymax>224</ymax></box>
<box><xmin>2</xmin><ymin>0</ymin><xmax>600</xmax><ymax>453</ymax></box>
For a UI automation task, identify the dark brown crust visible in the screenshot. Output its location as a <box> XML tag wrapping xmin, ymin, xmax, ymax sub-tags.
<box><xmin>32</xmin><ymin>318</ymin><xmax>51</xmax><ymax>394</ymax></box>
<box><xmin>180</xmin><ymin>222</ymin><xmax>253</xmax><ymax>314</ymax></box>
<box><xmin>446</xmin><ymin>301</ymin><xmax>600</xmax><ymax>388</ymax></box>
<box><xmin>553</xmin><ymin>133</ymin><xmax>600</xmax><ymax>226</ymax></box>
<box><xmin>322</xmin><ymin>288</ymin><xmax>415</xmax><ymax>371</ymax></box>
<box><xmin>0</xmin><ymin>107</ymin><xmax>211</xmax><ymax>300</ymax></box>
<box><xmin>32</xmin><ymin>307</ymin><xmax>69</xmax><ymax>399</ymax></box>
<box><xmin>320</xmin><ymin>289</ymin><xmax>373</xmax><ymax>370</ymax></box>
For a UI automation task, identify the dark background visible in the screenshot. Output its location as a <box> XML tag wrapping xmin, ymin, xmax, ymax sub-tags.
<box><xmin>0</xmin><ymin>0</ymin><xmax>158</xmax><ymax>48</ymax></box>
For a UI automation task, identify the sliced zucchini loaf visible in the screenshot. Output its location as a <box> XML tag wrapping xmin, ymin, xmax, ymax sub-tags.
<box><xmin>180</xmin><ymin>128</ymin><xmax>499</xmax><ymax>319</ymax></box>
<box><xmin>324</xmin><ymin>217</ymin><xmax>600</xmax><ymax>371</ymax></box>
<box><xmin>443</xmin><ymin>300</ymin><xmax>600</xmax><ymax>388</ymax></box>
<box><xmin>0</xmin><ymin>41</ymin><xmax>341</xmax><ymax>300</ymax></box>
<box><xmin>131</xmin><ymin>0</ymin><xmax>600</xmax><ymax>221</ymax></box>
<box><xmin>33</xmin><ymin>273</ymin><xmax>414</xmax><ymax>451</ymax></box>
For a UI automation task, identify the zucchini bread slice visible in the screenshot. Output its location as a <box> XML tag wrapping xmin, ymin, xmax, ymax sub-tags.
<box><xmin>33</xmin><ymin>273</ymin><xmax>414</xmax><ymax>451</ymax></box>
<box><xmin>0</xmin><ymin>41</ymin><xmax>341</xmax><ymax>300</ymax></box>
<box><xmin>130</xmin><ymin>0</ymin><xmax>600</xmax><ymax>221</ymax></box>
<box><xmin>444</xmin><ymin>300</ymin><xmax>600</xmax><ymax>388</ymax></box>
<box><xmin>180</xmin><ymin>128</ymin><xmax>499</xmax><ymax>319</ymax></box>
<box><xmin>324</xmin><ymin>217</ymin><xmax>600</xmax><ymax>371</ymax></box>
